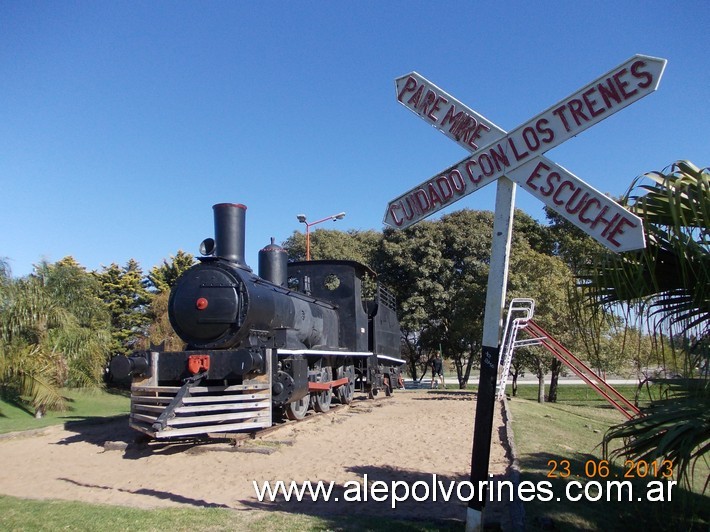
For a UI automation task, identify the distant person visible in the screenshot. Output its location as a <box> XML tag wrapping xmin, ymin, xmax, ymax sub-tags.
<box><xmin>431</xmin><ymin>352</ymin><xmax>445</xmax><ymax>389</ymax></box>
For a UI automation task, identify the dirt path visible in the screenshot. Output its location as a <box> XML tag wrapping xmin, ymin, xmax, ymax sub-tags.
<box><xmin>0</xmin><ymin>389</ymin><xmax>511</xmax><ymax>523</ymax></box>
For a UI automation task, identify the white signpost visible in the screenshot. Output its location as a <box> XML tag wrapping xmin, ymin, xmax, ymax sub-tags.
<box><xmin>384</xmin><ymin>55</ymin><xmax>667</xmax><ymax>530</ymax></box>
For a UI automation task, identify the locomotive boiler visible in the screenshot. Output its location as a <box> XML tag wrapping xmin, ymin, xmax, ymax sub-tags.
<box><xmin>110</xmin><ymin>203</ymin><xmax>404</xmax><ymax>439</ymax></box>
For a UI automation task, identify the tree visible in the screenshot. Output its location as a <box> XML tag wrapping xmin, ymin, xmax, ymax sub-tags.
<box><xmin>591</xmin><ymin>161</ymin><xmax>709</xmax><ymax>487</ymax></box>
<box><xmin>147</xmin><ymin>250</ymin><xmax>195</xmax><ymax>293</ymax></box>
<box><xmin>137</xmin><ymin>252</ymin><xmax>196</xmax><ymax>353</ymax></box>
<box><xmin>283</xmin><ymin>229</ymin><xmax>381</xmax><ymax>265</ymax></box>
<box><xmin>0</xmin><ymin>258</ymin><xmax>112</xmax><ymax>415</ymax></box>
<box><xmin>376</xmin><ymin>220</ymin><xmax>451</xmax><ymax>381</ymax></box>
<box><xmin>95</xmin><ymin>260</ymin><xmax>153</xmax><ymax>356</ymax></box>
<box><xmin>507</xmin><ymin>240</ymin><xmax>575</xmax><ymax>402</ymax></box>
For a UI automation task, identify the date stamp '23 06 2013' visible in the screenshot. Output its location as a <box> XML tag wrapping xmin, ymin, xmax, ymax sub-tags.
<box><xmin>547</xmin><ymin>459</ymin><xmax>674</xmax><ymax>480</ymax></box>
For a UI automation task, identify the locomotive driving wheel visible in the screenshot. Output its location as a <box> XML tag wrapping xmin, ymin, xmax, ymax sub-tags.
<box><xmin>311</xmin><ymin>366</ymin><xmax>333</xmax><ymax>413</ymax></box>
<box><xmin>285</xmin><ymin>394</ymin><xmax>309</xmax><ymax>421</ymax></box>
<box><xmin>336</xmin><ymin>365</ymin><xmax>355</xmax><ymax>405</ymax></box>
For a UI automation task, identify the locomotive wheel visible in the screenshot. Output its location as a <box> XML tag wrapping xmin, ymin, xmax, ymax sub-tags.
<box><xmin>285</xmin><ymin>395</ymin><xmax>309</xmax><ymax>421</ymax></box>
<box><xmin>312</xmin><ymin>367</ymin><xmax>333</xmax><ymax>413</ymax></box>
<box><xmin>336</xmin><ymin>365</ymin><xmax>355</xmax><ymax>405</ymax></box>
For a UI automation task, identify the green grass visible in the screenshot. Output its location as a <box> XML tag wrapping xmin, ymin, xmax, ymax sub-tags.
<box><xmin>0</xmin><ymin>388</ymin><xmax>130</xmax><ymax>434</ymax></box>
<box><xmin>0</xmin><ymin>495</ymin><xmax>457</xmax><ymax>531</ymax></box>
<box><xmin>508</xmin><ymin>391</ymin><xmax>709</xmax><ymax>531</ymax></box>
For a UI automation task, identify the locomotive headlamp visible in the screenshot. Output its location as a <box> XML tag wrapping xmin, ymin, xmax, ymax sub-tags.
<box><xmin>200</xmin><ymin>237</ymin><xmax>215</xmax><ymax>256</ymax></box>
<box><xmin>195</xmin><ymin>297</ymin><xmax>208</xmax><ymax>310</ymax></box>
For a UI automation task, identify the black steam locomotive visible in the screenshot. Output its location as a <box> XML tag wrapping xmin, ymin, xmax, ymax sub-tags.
<box><xmin>110</xmin><ymin>203</ymin><xmax>404</xmax><ymax>439</ymax></box>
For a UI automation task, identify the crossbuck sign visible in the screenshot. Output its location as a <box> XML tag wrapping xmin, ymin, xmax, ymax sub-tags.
<box><xmin>384</xmin><ymin>55</ymin><xmax>667</xmax><ymax>252</ymax></box>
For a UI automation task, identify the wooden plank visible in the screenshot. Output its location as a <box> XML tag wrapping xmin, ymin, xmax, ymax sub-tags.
<box><xmin>128</xmin><ymin>422</ymin><xmax>155</xmax><ymax>437</ymax></box>
<box><xmin>155</xmin><ymin>420</ymin><xmax>271</xmax><ymax>438</ymax></box>
<box><xmin>167</xmin><ymin>411</ymin><xmax>271</xmax><ymax>426</ymax></box>
<box><xmin>132</xmin><ymin>403</ymin><xmax>165</xmax><ymax>414</ymax></box>
<box><xmin>131</xmin><ymin>395</ymin><xmax>174</xmax><ymax>405</ymax></box>
<box><xmin>182</xmin><ymin>393</ymin><xmax>270</xmax><ymax>405</ymax></box>
<box><xmin>175</xmin><ymin>402</ymin><xmax>270</xmax><ymax>414</ymax></box>
<box><xmin>132</xmin><ymin>386</ymin><xmax>181</xmax><ymax>394</ymax></box>
<box><xmin>132</xmin><ymin>383</ymin><xmax>271</xmax><ymax>394</ymax></box>
<box><xmin>190</xmin><ymin>383</ymin><xmax>270</xmax><ymax>393</ymax></box>
<box><xmin>131</xmin><ymin>412</ymin><xmax>158</xmax><ymax>424</ymax></box>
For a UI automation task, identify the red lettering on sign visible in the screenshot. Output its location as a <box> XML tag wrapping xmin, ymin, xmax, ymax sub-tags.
<box><xmin>388</xmin><ymin>204</ymin><xmax>403</xmax><ymax>226</ymax></box>
<box><xmin>478</xmin><ymin>153</ymin><xmax>495</xmax><ymax>176</ymax></box>
<box><xmin>428</xmin><ymin>95</ymin><xmax>448</xmax><ymax>121</ymax></box>
<box><xmin>519</xmin><ymin>161</ymin><xmax>637</xmax><ymax>249</ymax></box>
<box><xmin>536</xmin><ymin>118</ymin><xmax>554</xmax><ymax>143</ymax></box>
<box><xmin>552</xmin><ymin>180</ymin><xmax>576</xmax><ymax>206</ymax></box>
<box><xmin>568</xmin><ymin>98</ymin><xmax>589</xmax><ymax>127</ymax></box>
<box><xmin>407</xmin><ymin>85</ymin><xmax>425</xmax><ymax>108</ymax></box>
<box><xmin>583</xmin><ymin>87</ymin><xmax>605</xmax><ymax>118</ymax></box>
<box><xmin>467</xmin><ymin>122</ymin><xmax>490</xmax><ymax>150</ymax></box>
<box><xmin>435</xmin><ymin>175</ymin><xmax>454</xmax><ymax>201</ymax></box>
<box><xmin>605</xmin><ymin>216</ymin><xmax>638</xmax><ymax>247</ymax></box>
<box><xmin>552</xmin><ymin>104</ymin><xmax>572</xmax><ymax>132</ymax></box>
<box><xmin>542</xmin><ymin>171</ymin><xmax>562</xmax><ymax>197</ymax></box>
<box><xmin>524</xmin><ymin>161</ymin><xmax>548</xmax><ymax>191</ymax></box>
<box><xmin>418</xmin><ymin>89</ymin><xmax>437</xmax><ymax>116</ymax></box>
<box><xmin>440</xmin><ymin>104</ymin><xmax>488</xmax><ymax>149</ymax></box>
<box><xmin>597</xmin><ymin>78</ymin><xmax>622</xmax><ymax>109</ymax></box>
<box><xmin>465</xmin><ymin>160</ymin><xmax>481</xmax><ymax>184</ymax></box>
<box><xmin>564</xmin><ymin>188</ymin><xmax>592</xmax><ymax>215</ymax></box>
<box><xmin>397</xmin><ymin>76</ymin><xmax>418</xmax><ymax>102</ymax></box>
<box><xmin>508</xmin><ymin>136</ymin><xmax>529</xmax><ymax>161</ymax></box>
<box><xmin>449</xmin><ymin>170</ymin><xmax>466</xmax><ymax>193</ymax></box>
<box><xmin>522</xmin><ymin>126</ymin><xmax>540</xmax><ymax>151</ymax></box>
<box><xmin>441</xmin><ymin>104</ymin><xmax>463</xmax><ymax>131</ymax></box>
<box><xmin>578</xmin><ymin>198</ymin><xmax>600</xmax><ymax>224</ymax></box>
<box><xmin>631</xmin><ymin>60</ymin><xmax>652</xmax><ymax>89</ymax></box>
<box><xmin>428</xmin><ymin>181</ymin><xmax>443</xmax><ymax>206</ymax></box>
<box><xmin>415</xmin><ymin>189</ymin><xmax>430</xmax><ymax>212</ymax></box>
<box><xmin>613</xmin><ymin>68</ymin><xmax>638</xmax><ymax>100</ymax></box>
<box><xmin>490</xmin><ymin>144</ymin><xmax>510</xmax><ymax>172</ymax></box>
<box><xmin>590</xmin><ymin>206</ymin><xmax>616</xmax><ymax>233</ymax></box>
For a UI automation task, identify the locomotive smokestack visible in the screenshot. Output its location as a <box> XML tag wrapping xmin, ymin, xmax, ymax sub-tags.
<box><xmin>213</xmin><ymin>203</ymin><xmax>250</xmax><ymax>269</ymax></box>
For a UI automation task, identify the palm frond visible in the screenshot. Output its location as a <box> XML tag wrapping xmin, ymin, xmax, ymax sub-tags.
<box><xmin>581</xmin><ymin>161</ymin><xmax>710</xmax><ymax>336</ymax></box>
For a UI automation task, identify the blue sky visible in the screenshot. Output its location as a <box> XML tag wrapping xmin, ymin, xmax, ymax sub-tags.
<box><xmin>2</xmin><ymin>1</ymin><xmax>708</xmax><ymax>277</ymax></box>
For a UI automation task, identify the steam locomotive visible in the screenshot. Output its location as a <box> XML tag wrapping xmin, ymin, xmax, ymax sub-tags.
<box><xmin>110</xmin><ymin>203</ymin><xmax>404</xmax><ymax>439</ymax></box>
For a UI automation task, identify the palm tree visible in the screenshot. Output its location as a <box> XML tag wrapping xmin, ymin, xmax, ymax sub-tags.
<box><xmin>0</xmin><ymin>258</ymin><xmax>113</xmax><ymax>416</ymax></box>
<box><xmin>582</xmin><ymin>160</ymin><xmax>709</xmax><ymax>488</ymax></box>
<box><xmin>0</xmin><ymin>277</ymin><xmax>69</xmax><ymax>415</ymax></box>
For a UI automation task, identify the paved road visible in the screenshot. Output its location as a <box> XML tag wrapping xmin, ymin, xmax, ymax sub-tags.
<box><xmin>404</xmin><ymin>377</ymin><xmax>638</xmax><ymax>388</ymax></box>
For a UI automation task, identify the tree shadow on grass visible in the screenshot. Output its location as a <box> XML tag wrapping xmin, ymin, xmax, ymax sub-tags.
<box><xmin>519</xmin><ymin>451</ymin><xmax>709</xmax><ymax>531</ymax></box>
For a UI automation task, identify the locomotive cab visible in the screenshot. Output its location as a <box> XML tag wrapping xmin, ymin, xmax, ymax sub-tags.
<box><xmin>285</xmin><ymin>260</ymin><xmax>400</xmax><ymax>359</ymax></box>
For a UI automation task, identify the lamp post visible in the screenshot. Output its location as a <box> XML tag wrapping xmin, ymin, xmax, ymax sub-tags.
<box><xmin>296</xmin><ymin>212</ymin><xmax>346</xmax><ymax>260</ymax></box>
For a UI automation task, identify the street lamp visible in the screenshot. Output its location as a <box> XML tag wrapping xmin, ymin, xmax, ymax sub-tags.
<box><xmin>296</xmin><ymin>211</ymin><xmax>346</xmax><ymax>261</ymax></box>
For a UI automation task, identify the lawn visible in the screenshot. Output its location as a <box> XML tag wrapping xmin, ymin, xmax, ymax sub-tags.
<box><xmin>0</xmin><ymin>388</ymin><xmax>130</xmax><ymax>434</ymax></box>
<box><xmin>508</xmin><ymin>384</ymin><xmax>709</xmax><ymax>531</ymax></box>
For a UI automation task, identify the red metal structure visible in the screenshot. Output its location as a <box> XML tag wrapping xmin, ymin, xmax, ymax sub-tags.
<box><xmin>497</xmin><ymin>298</ymin><xmax>641</xmax><ymax>420</ymax></box>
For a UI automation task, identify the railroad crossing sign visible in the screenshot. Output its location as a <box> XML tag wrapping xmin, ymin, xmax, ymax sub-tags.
<box><xmin>385</xmin><ymin>56</ymin><xmax>667</xmax><ymax>531</ymax></box>
<box><xmin>384</xmin><ymin>55</ymin><xmax>667</xmax><ymax>252</ymax></box>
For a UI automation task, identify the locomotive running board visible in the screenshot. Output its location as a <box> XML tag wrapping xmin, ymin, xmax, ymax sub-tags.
<box><xmin>277</xmin><ymin>349</ymin><xmax>405</xmax><ymax>366</ymax></box>
<box><xmin>128</xmin><ymin>349</ymin><xmax>273</xmax><ymax>439</ymax></box>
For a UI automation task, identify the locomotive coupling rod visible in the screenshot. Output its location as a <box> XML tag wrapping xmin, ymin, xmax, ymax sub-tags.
<box><xmin>308</xmin><ymin>376</ymin><xmax>350</xmax><ymax>392</ymax></box>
